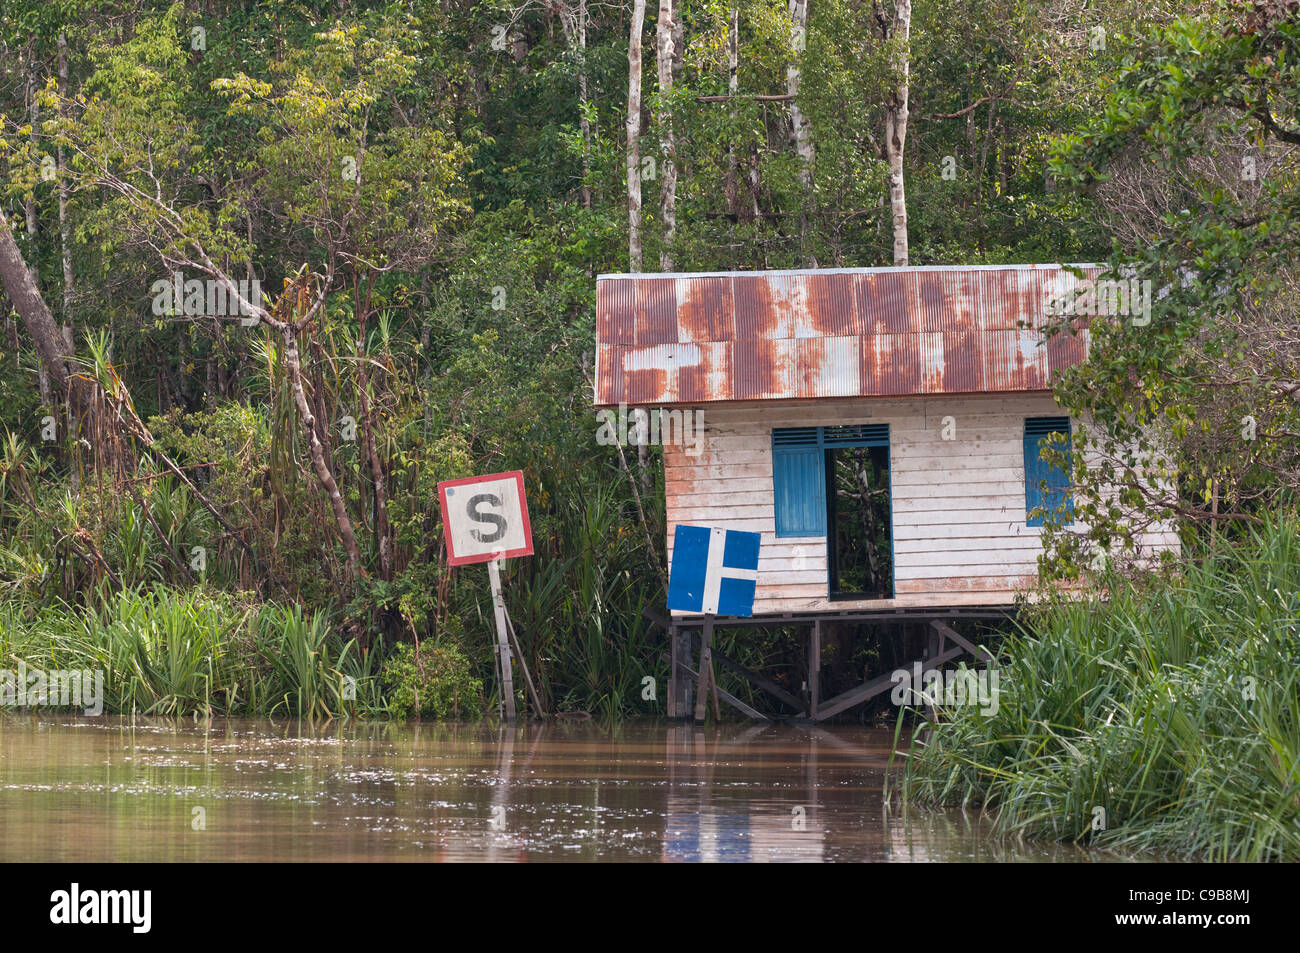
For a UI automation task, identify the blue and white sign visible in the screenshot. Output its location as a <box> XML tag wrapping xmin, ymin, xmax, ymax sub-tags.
<box><xmin>667</xmin><ymin>525</ymin><xmax>760</xmax><ymax>617</ymax></box>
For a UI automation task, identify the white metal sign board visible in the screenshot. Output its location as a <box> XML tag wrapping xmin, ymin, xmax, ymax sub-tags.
<box><xmin>437</xmin><ymin>471</ymin><xmax>534</xmax><ymax>566</ymax></box>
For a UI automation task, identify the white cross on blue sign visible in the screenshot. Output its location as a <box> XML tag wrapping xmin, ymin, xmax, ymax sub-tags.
<box><xmin>666</xmin><ymin>525</ymin><xmax>760</xmax><ymax>617</ymax></box>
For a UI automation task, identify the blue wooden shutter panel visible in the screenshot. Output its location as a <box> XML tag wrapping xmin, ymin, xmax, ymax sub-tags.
<box><xmin>1024</xmin><ymin>416</ymin><xmax>1073</xmax><ymax>526</ymax></box>
<box><xmin>772</xmin><ymin>428</ymin><xmax>825</xmax><ymax>536</ymax></box>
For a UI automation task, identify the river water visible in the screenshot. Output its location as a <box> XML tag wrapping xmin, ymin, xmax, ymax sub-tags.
<box><xmin>0</xmin><ymin>716</ymin><xmax>1129</xmax><ymax>862</ymax></box>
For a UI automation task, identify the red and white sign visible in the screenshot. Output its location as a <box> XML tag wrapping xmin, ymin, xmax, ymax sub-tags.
<box><xmin>437</xmin><ymin>471</ymin><xmax>534</xmax><ymax>566</ymax></box>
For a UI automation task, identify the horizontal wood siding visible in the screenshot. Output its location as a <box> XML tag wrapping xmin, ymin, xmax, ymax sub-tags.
<box><xmin>664</xmin><ymin>394</ymin><xmax>1179</xmax><ymax>616</ymax></box>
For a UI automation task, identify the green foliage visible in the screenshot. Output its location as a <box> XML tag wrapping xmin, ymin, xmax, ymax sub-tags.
<box><xmin>1042</xmin><ymin>1</ymin><xmax>1300</xmax><ymax>567</ymax></box>
<box><xmin>903</xmin><ymin>512</ymin><xmax>1300</xmax><ymax>861</ymax></box>
<box><xmin>381</xmin><ymin>639</ymin><xmax>483</xmax><ymax>720</ymax></box>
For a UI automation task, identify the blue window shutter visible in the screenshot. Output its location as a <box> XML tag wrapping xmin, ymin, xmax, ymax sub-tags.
<box><xmin>772</xmin><ymin>429</ymin><xmax>826</xmax><ymax>537</ymax></box>
<box><xmin>1024</xmin><ymin>417</ymin><xmax>1074</xmax><ymax>526</ymax></box>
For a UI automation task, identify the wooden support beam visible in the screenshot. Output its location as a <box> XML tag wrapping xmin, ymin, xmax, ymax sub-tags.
<box><xmin>682</xmin><ymin>628</ymin><xmax>695</xmax><ymax>716</ymax></box>
<box><xmin>814</xmin><ymin>644</ymin><xmax>965</xmax><ymax>721</ymax></box>
<box><xmin>665</xmin><ymin>653</ymin><xmax>771</xmax><ymax>722</ymax></box>
<box><xmin>708</xmin><ymin>645</ymin><xmax>805</xmax><ymax>714</ymax></box>
<box><xmin>503</xmin><ymin>609</ymin><xmax>545</xmax><ymax>719</ymax></box>
<box><xmin>693</xmin><ymin>616</ymin><xmax>722</xmax><ymax>723</ymax></box>
<box><xmin>930</xmin><ymin>620</ymin><xmax>996</xmax><ymax>664</ymax></box>
<box><xmin>809</xmin><ymin>620</ymin><xmax>821</xmax><ymax>720</ymax></box>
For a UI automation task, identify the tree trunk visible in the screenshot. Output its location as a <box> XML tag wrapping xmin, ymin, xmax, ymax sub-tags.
<box><xmin>25</xmin><ymin>65</ymin><xmax>50</xmax><ymax>407</ymax></box>
<box><xmin>627</xmin><ymin>0</ymin><xmax>647</xmax><ymax>271</ymax></box>
<box><xmin>885</xmin><ymin>0</ymin><xmax>912</xmax><ymax>267</ymax></box>
<box><xmin>656</xmin><ymin>0</ymin><xmax>677</xmax><ymax>270</ymax></box>
<box><xmin>58</xmin><ymin>32</ymin><xmax>78</xmax><ymax>484</ymax></box>
<box><xmin>579</xmin><ymin>0</ymin><xmax>592</xmax><ymax>209</ymax></box>
<box><xmin>787</xmin><ymin>0</ymin><xmax>816</xmax><ymax>264</ymax></box>
<box><xmin>355</xmin><ymin>302</ymin><xmax>393</xmax><ymax>582</ymax></box>
<box><xmin>725</xmin><ymin>5</ymin><xmax>739</xmax><ymax>219</ymax></box>
<box><xmin>283</xmin><ymin>322</ymin><xmax>362</xmax><ymax>582</ymax></box>
<box><xmin>0</xmin><ymin>207</ymin><xmax>69</xmax><ymax>392</ymax></box>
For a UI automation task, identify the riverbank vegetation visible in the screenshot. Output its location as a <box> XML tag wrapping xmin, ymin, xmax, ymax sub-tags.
<box><xmin>901</xmin><ymin>515</ymin><xmax>1300</xmax><ymax>861</ymax></box>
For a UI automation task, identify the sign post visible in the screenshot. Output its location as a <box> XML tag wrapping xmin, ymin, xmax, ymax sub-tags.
<box><xmin>438</xmin><ymin>470</ymin><xmax>535</xmax><ymax>722</ymax></box>
<box><xmin>486</xmin><ymin>558</ymin><xmax>516</xmax><ymax>722</ymax></box>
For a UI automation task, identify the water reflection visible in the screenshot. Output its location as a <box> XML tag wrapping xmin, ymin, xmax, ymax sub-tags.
<box><xmin>0</xmin><ymin>715</ymin><xmax>1138</xmax><ymax>862</ymax></box>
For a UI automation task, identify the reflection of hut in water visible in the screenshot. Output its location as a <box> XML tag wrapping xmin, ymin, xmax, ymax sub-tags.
<box><xmin>661</xmin><ymin>725</ymin><xmax>826</xmax><ymax>862</ymax></box>
<box><xmin>663</xmin><ymin>795</ymin><xmax>825</xmax><ymax>863</ymax></box>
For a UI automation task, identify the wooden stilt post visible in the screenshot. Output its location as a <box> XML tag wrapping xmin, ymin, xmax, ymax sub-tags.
<box><xmin>668</xmin><ymin>623</ymin><xmax>680</xmax><ymax>719</ymax></box>
<box><xmin>487</xmin><ymin>558</ymin><xmax>517</xmax><ymax>722</ymax></box>
<box><xmin>809</xmin><ymin>619</ymin><xmax>821</xmax><ymax>720</ymax></box>
<box><xmin>503</xmin><ymin>610</ymin><xmax>544</xmax><ymax>718</ymax></box>
<box><xmin>695</xmin><ymin>616</ymin><xmax>715</xmax><ymax>724</ymax></box>
<box><xmin>682</xmin><ymin>628</ymin><xmax>695</xmax><ymax>717</ymax></box>
<box><xmin>709</xmin><ymin>641</ymin><xmax>722</xmax><ymax>724</ymax></box>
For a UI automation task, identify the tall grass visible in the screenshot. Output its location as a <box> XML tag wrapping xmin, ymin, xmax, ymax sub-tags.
<box><xmin>902</xmin><ymin>513</ymin><xmax>1300</xmax><ymax>860</ymax></box>
<box><xmin>0</xmin><ymin>586</ymin><xmax>382</xmax><ymax>719</ymax></box>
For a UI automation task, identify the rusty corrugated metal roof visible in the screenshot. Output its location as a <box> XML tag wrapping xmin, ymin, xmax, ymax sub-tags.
<box><xmin>594</xmin><ymin>265</ymin><xmax>1099</xmax><ymax>406</ymax></box>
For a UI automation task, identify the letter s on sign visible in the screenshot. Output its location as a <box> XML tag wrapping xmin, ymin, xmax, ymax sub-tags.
<box><xmin>467</xmin><ymin>493</ymin><xmax>507</xmax><ymax>543</ymax></box>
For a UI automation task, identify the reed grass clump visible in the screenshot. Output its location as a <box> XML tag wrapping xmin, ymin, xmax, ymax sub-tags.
<box><xmin>902</xmin><ymin>513</ymin><xmax>1300</xmax><ymax>861</ymax></box>
<box><xmin>0</xmin><ymin>585</ymin><xmax>384</xmax><ymax>718</ymax></box>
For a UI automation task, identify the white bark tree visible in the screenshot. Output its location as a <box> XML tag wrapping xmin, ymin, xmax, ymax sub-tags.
<box><xmin>787</xmin><ymin>0</ymin><xmax>816</xmax><ymax>262</ymax></box>
<box><xmin>656</xmin><ymin>0</ymin><xmax>678</xmax><ymax>270</ymax></box>
<box><xmin>627</xmin><ymin>0</ymin><xmax>647</xmax><ymax>271</ymax></box>
<box><xmin>883</xmin><ymin>0</ymin><xmax>912</xmax><ymax>266</ymax></box>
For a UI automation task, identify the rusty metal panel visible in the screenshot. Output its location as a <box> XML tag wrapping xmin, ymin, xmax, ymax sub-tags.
<box><xmin>597</xmin><ymin>280</ymin><xmax>635</xmax><ymax>345</ymax></box>
<box><xmin>1045</xmin><ymin>326</ymin><xmax>1089</xmax><ymax>380</ymax></box>
<box><xmin>733</xmin><ymin>273</ymin><xmax>784</xmax><ymax>341</ymax></box>
<box><xmin>795</xmin><ymin>336</ymin><xmax>860</xmax><ymax>398</ymax></box>
<box><xmin>916</xmin><ymin>270</ymin><xmax>979</xmax><ymax>333</ymax></box>
<box><xmin>675</xmin><ymin>276</ymin><xmax>734</xmax><ymax>343</ymax></box>
<box><xmin>595</xmin><ymin>344</ymin><xmax>626</xmax><ymax>405</ymax></box>
<box><xmin>806</xmin><ymin>273</ymin><xmax>860</xmax><ymax>337</ymax></box>
<box><xmin>799</xmin><ymin>272</ymin><xmax>859</xmax><ymax>337</ymax></box>
<box><xmin>980</xmin><ymin>268</ymin><xmax>1039</xmax><ymax>331</ymax></box>
<box><xmin>861</xmin><ymin>333</ymin><xmax>922</xmax><ymax>396</ymax></box>
<box><xmin>982</xmin><ymin>329</ymin><xmax>1049</xmax><ymax>391</ymax></box>
<box><xmin>676</xmin><ymin>341</ymin><xmax>733</xmax><ymax>403</ymax></box>
<box><xmin>765</xmin><ymin>274</ymin><xmax>804</xmax><ymax>339</ymax></box>
<box><xmin>623</xmin><ymin>344</ymin><xmax>674</xmax><ymax>403</ymax></box>
<box><xmin>634</xmin><ymin>278</ymin><xmax>679</xmax><ymax>345</ymax></box>
<box><xmin>856</xmin><ymin>271</ymin><xmax>916</xmax><ymax>334</ymax></box>
<box><xmin>939</xmin><ymin>328</ymin><xmax>983</xmax><ymax>392</ymax></box>
<box><xmin>734</xmin><ymin>338</ymin><xmax>795</xmax><ymax>400</ymax></box>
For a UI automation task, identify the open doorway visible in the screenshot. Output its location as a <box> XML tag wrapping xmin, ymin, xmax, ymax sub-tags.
<box><xmin>825</xmin><ymin>444</ymin><xmax>893</xmax><ymax>599</ymax></box>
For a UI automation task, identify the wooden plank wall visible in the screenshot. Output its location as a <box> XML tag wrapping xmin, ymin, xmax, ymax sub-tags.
<box><xmin>663</xmin><ymin>394</ymin><xmax>1180</xmax><ymax>615</ymax></box>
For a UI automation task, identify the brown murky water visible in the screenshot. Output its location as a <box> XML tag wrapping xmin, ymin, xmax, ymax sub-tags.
<box><xmin>0</xmin><ymin>716</ymin><xmax>1131</xmax><ymax>862</ymax></box>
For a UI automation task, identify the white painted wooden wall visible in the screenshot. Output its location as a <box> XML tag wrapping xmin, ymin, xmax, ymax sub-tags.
<box><xmin>663</xmin><ymin>393</ymin><xmax>1179</xmax><ymax>615</ymax></box>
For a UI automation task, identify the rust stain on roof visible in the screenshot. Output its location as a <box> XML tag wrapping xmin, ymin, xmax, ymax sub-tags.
<box><xmin>595</xmin><ymin>265</ymin><xmax>1094</xmax><ymax>405</ymax></box>
<box><xmin>676</xmin><ymin>276</ymin><xmax>733</xmax><ymax>343</ymax></box>
<box><xmin>634</xmin><ymin>278</ymin><xmax>678</xmax><ymax>345</ymax></box>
